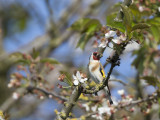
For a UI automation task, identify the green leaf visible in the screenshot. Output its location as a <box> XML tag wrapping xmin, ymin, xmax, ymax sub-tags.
<box><xmin>76</xmin><ymin>33</ymin><xmax>93</xmax><ymax>50</ymax></box>
<box><xmin>60</xmin><ymin>71</ymin><xmax>73</xmax><ymax>86</ymax></box>
<box><xmin>150</xmin><ymin>24</ymin><xmax>160</xmax><ymax>43</ymax></box>
<box><xmin>106</xmin><ymin>13</ymin><xmax>125</xmax><ymax>33</ymax></box>
<box><xmin>131</xmin><ymin>31</ymin><xmax>144</xmax><ymax>42</ymax></box>
<box><xmin>70</xmin><ymin>18</ymin><xmax>102</xmax><ymax>50</ymax></box>
<box><xmin>120</xmin><ymin>4</ymin><xmax>133</xmax><ymax>33</ymax></box>
<box><xmin>140</xmin><ymin>76</ymin><xmax>159</xmax><ymax>86</ymax></box>
<box><xmin>70</xmin><ymin>18</ymin><xmax>101</xmax><ymax>33</ymax></box>
<box><xmin>40</xmin><ymin>58</ymin><xmax>60</xmax><ymax>64</ymax></box>
<box><xmin>16</xmin><ymin>59</ymin><xmax>31</xmax><ymax>65</ymax></box>
<box><xmin>131</xmin><ymin>23</ymin><xmax>150</xmax><ymax>31</ymax></box>
<box><xmin>10</xmin><ymin>52</ymin><xmax>23</xmax><ymax>59</ymax></box>
<box><xmin>132</xmin><ymin>47</ymin><xmax>147</xmax><ymax>74</ymax></box>
<box><xmin>129</xmin><ymin>4</ymin><xmax>141</xmax><ymax>21</ymax></box>
<box><xmin>32</xmin><ymin>48</ymin><xmax>40</xmax><ymax>59</ymax></box>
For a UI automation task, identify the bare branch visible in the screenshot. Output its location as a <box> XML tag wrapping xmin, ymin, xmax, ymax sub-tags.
<box><xmin>27</xmin><ymin>86</ymin><xmax>67</xmax><ymax>101</ymax></box>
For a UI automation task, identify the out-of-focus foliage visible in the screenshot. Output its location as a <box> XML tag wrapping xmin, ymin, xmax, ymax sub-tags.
<box><xmin>0</xmin><ymin>3</ymin><xmax>29</xmax><ymax>37</ymax></box>
<box><xmin>69</xmin><ymin>18</ymin><xmax>102</xmax><ymax>49</ymax></box>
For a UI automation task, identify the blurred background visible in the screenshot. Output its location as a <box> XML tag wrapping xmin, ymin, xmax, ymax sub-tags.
<box><xmin>0</xmin><ymin>0</ymin><xmax>157</xmax><ymax>120</ymax></box>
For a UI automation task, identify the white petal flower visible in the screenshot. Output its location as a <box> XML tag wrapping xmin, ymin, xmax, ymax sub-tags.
<box><xmin>12</xmin><ymin>92</ymin><xmax>19</xmax><ymax>100</ymax></box>
<box><xmin>112</xmin><ymin>37</ymin><xmax>121</xmax><ymax>44</ymax></box>
<box><xmin>79</xmin><ymin>78</ymin><xmax>87</xmax><ymax>83</ymax></box>
<box><xmin>91</xmin><ymin>105</ymin><xmax>97</xmax><ymax>112</ymax></box>
<box><xmin>8</xmin><ymin>83</ymin><xmax>13</xmax><ymax>88</ymax></box>
<box><xmin>98</xmin><ymin>106</ymin><xmax>111</xmax><ymax>116</ymax></box>
<box><xmin>82</xmin><ymin>103</ymin><xmax>90</xmax><ymax>111</ymax></box>
<box><xmin>158</xmin><ymin>7</ymin><xmax>160</xmax><ymax>12</ymax></box>
<box><xmin>139</xmin><ymin>6</ymin><xmax>144</xmax><ymax>12</ymax></box>
<box><xmin>98</xmin><ymin>42</ymin><xmax>106</xmax><ymax>48</ymax></box>
<box><xmin>105</xmin><ymin>30</ymin><xmax>116</xmax><ymax>38</ymax></box>
<box><xmin>118</xmin><ymin>89</ymin><xmax>125</xmax><ymax>95</ymax></box>
<box><xmin>72</xmin><ymin>74</ymin><xmax>77</xmax><ymax>80</ymax></box>
<box><xmin>109</xmin><ymin>31</ymin><xmax>117</xmax><ymax>36</ymax></box>
<box><xmin>119</xmin><ymin>35</ymin><xmax>126</xmax><ymax>41</ymax></box>
<box><xmin>76</xmin><ymin>71</ymin><xmax>81</xmax><ymax>80</ymax></box>
<box><xmin>73</xmin><ymin>79</ymin><xmax>79</xmax><ymax>86</ymax></box>
<box><xmin>73</xmin><ymin>71</ymin><xmax>88</xmax><ymax>85</ymax></box>
<box><xmin>91</xmin><ymin>115</ymin><xmax>103</xmax><ymax>120</ymax></box>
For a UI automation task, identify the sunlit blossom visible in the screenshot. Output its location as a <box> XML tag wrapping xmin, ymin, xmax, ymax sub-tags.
<box><xmin>118</xmin><ymin>89</ymin><xmax>125</xmax><ymax>95</ymax></box>
<box><xmin>82</xmin><ymin>103</ymin><xmax>90</xmax><ymax>111</ymax></box>
<box><xmin>105</xmin><ymin>30</ymin><xmax>116</xmax><ymax>38</ymax></box>
<box><xmin>12</xmin><ymin>92</ymin><xmax>19</xmax><ymax>100</ymax></box>
<box><xmin>73</xmin><ymin>71</ymin><xmax>88</xmax><ymax>85</ymax></box>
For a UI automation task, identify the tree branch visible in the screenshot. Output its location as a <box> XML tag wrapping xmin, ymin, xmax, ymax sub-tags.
<box><xmin>59</xmin><ymin>86</ymin><xmax>82</xmax><ymax>120</ymax></box>
<box><xmin>27</xmin><ymin>86</ymin><xmax>67</xmax><ymax>101</ymax></box>
<box><xmin>117</xmin><ymin>94</ymin><xmax>158</xmax><ymax>109</ymax></box>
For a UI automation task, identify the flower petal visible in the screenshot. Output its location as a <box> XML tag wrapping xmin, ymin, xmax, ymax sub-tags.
<box><xmin>112</xmin><ymin>38</ymin><xmax>121</xmax><ymax>44</ymax></box>
<box><xmin>109</xmin><ymin>30</ymin><xmax>116</xmax><ymax>37</ymax></box>
<box><xmin>118</xmin><ymin>89</ymin><xmax>125</xmax><ymax>95</ymax></box>
<box><xmin>80</xmin><ymin>78</ymin><xmax>88</xmax><ymax>83</ymax></box>
<box><xmin>73</xmin><ymin>80</ymin><xmax>79</xmax><ymax>86</ymax></box>
<box><xmin>72</xmin><ymin>74</ymin><xmax>77</xmax><ymax>80</ymax></box>
<box><xmin>76</xmin><ymin>71</ymin><xmax>81</xmax><ymax>80</ymax></box>
<box><xmin>105</xmin><ymin>33</ymin><xmax>110</xmax><ymax>38</ymax></box>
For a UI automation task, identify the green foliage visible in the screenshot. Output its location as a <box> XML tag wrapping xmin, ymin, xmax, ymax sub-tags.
<box><xmin>106</xmin><ymin>13</ymin><xmax>125</xmax><ymax>33</ymax></box>
<box><xmin>32</xmin><ymin>48</ymin><xmax>40</xmax><ymax>59</ymax></box>
<box><xmin>10</xmin><ymin>52</ymin><xmax>23</xmax><ymax>59</ymax></box>
<box><xmin>60</xmin><ymin>71</ymin><xmax>73</xmax><ymax>86</ymax></box>
<box><xmin>0</xmin><ymin>4</ymin><xmax>29</xmax><ymax>37</ymax></box>
<box><xmin>131</xmin><ymin>23</ymin><xmax>150</xmax><ymax>31</ymax></box>
<box><xmin>120</xmin><ymin>4</ymin><xmax>133</xmax><ymax>34</ymax></box>
<box><xmin>140</xmin><ymin>76</ymin><xmax>159</xmax><ymax>87</ymax></box>
<box><xmin>70</xmin><ymin>18</ymin><xmax>102</xmax><ymax>50</ymax></box>
<box><xmin>40</xmin><ymin>58</ymin><xmax>60</xmax><ymax>64</ymax></box>
<box><xmin>132</xmin><ymin>46</ymin><xmax>147</xmax><ymax>74</ymax></box>
<box><xmin>76</xmin><ymin>33</ymin><xmax>93</xmax><ymax>50</ymax></box>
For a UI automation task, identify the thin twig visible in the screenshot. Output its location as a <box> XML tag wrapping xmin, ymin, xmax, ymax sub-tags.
<box><xmin>109</xmin><ymin>79</ymin><xmax>128</xmax><ymax>86</ymax></box>
<box><xmin>117</xmin><ymin>94</ymin><xmax>158</xmax><ymax>109</ymax></box>
<box><xmin>27</xmin><ymin>86</ymin><xmax>67</xmax><ymax>101</ymax></box>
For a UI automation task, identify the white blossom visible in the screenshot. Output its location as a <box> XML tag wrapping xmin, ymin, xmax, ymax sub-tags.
<box><xmin>118</xmin><ymin>89</ymin><xmax>125</xmax><ymax>95</ymax></box>
<box><xmin>82</xmin><ymin>103</ymin><xmax>90</xmax><ymax>111</ymax></box>
<box><xmin>105</xmin><ymin>30</ymin><xmax>116</xmax><ymax>38</ymax></box>
<box><xmin>40</xmin><ymin>95</ymin><xmax>44</xmax><ymax>100</ymax></box>
<box><xmin>112</xmin><ymin>37</ymin><xmax>121</xmax><ymax>44</ymax></box>
<box><xmin>98</xmin><ymin>106</ymin><xmax>112</xmax><ymax>116</ymax></box>
<box><xmin>79</xmin><ymin>78</ymin><xmax>88</xmax><ymax>83</ymax></box>
<box><xmin>98</xmin><ymin>42</ymin><xmax>106</xmax><ymax>48</ymax></box>
<box><xmin>49</xmin><ymin>94</ymin><xmax>53</xmax><ymax>98</ymax></box>
<box><xmin>158</xmin><ymin>7</ymin><xmax>160</xmax><ymax>12</ymax></box>
<box><xmin>91</xmin><ymin>105</ymin><xmax>97</xmax><ymax>112</ymax></box>
<box><xmin>119</xmin><ymin>35</ymin><xmax>126</xmax><ymax>41</ymax></box>
<box><xmin>139</xmin><ymin>6</ymin><xmax>144</xmax><ymax>12</ymax></box>
<box><xmin>8</xmin><ymin>83</ymin><xmax>13</xmax><ymax>88</ymax></box>
<box><xmin>126</xmin><ymin>95</ymin><xmax>133</xmax><ymax>102</ymax></box>
<box><xmin>12</xmin><ymin>92</ymin><xmax>19</xmax><ymax>100</ymax></box>
<box><xmin>73</xmin><ymin>71</ymin><xmax>88</xmax><ymax>86</ymax></box>
<box><xmin>91</xmin><ymin>114</ymin><xmax>103</xmax><ymax>120</ymax></box>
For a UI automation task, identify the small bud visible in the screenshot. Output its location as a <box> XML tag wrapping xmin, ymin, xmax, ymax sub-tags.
<box><xmin>130</xmin><ymin>107</ymin><xmax>135</xmax><ymax>112</ymax></box>
<box><xmin>57</xmin><ymin>84</ymin><xmax>62</xmax><ymax>89</ymax></box>
<box><xmin>12</xmin><ymin>92</ymin><xmax>19</xmax><ymax>100</ymax></box>
<box><xmin>14</xmin><ymin>72</ymin><xmax>23</xmax><ymax>80</ymax></box>
<box><xmin>92</xmin><ymin>40</ymin><xmax>98</xmax><ymax>48</ymax></box>
<box><xmin>49</xmin><ymin>94</ymin><xmax>53</xmax><ymax>98</ymax></box>
<box><xmin>8</xmin><ymin>83</ymin><xmax>13</xmax><ymax>88</ymax></box>
<box><xmin>58</xmin><ymin>74</ymin><xmax>65</xmax><ymax>82</ymax></box>
<box><xmin>40</xmin><ymin>95</ymin><xmax>44</xmax><ymax>100</ymax></box>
